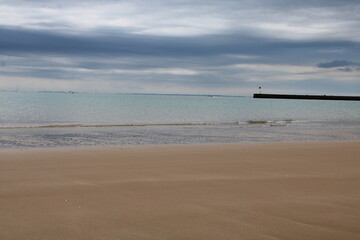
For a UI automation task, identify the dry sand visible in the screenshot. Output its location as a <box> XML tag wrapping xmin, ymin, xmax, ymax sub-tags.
<box><xmin>0</xmin><ymin>141</ymin><xmax>360</xmax><ymax>240</ymax></box>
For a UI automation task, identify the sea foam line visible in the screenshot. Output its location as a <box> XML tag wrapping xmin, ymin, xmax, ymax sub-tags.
<box><xmin>0</xmin><ymin>120</ymin><xmax>293</xmax><ymax>130</ymax></box>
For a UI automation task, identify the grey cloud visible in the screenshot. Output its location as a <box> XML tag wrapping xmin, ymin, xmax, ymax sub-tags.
<box><xmin>318</xmin><ymin>60</ymin><xmax>355</xmax><ymax>68</ymax></box>
<box><xmin>6</xmin><ymin>0</ymin><xmax>360</xmax><ymax>8</ymax></box>
<box><xmin>318</xmin><ymin>60</ymin><xmax>360</xmax><ymax>72</ymax></box>
<box><xmin>338</xmin><ymin>67</ymin><xmax>353</xmax><ymax>72</ymax></box>
<box><xmin>2</xmin><ymin>0</ymin><xmax>360</xmax><ymax>39</ymax></box>
<box><xmin>264</xmin><ymin>0</ymin><xmax>360</xmax><ymax>9</ymax></box>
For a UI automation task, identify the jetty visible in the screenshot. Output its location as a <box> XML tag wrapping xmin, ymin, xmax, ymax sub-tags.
<box><xmin>253</xmin><ymin>93</ymin><xmax>360</xmax><ymax>101</ymax></box>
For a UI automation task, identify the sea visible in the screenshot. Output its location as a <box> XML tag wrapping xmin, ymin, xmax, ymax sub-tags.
<box><xmin>0</xmin><ymin>91</ymin><xmax>359</xmax><ymax>149</ymax></box>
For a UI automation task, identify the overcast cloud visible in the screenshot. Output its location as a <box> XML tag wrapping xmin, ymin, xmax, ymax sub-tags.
<box><xmin>0</xmin><ymin>0</ymin><xmax>359</xmax><ymax>95</ymax></box>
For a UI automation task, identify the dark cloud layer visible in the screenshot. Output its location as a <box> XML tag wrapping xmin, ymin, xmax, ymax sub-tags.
<box><xmin>1</xmin><ymin>26</ymin><xmax>358</xmax><ymax>61</ymax></box>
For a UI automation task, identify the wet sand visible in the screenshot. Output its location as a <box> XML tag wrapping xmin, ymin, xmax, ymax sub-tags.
<box><xmin>1</xmin><ymin>141</ymin><xmax>360</xmax><ymax>240</ymax></box>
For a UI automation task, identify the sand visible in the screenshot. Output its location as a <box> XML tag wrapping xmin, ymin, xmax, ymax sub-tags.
<box><xmin>0</xmin><ymin>141</ymin><xmax>360</xmax><ymax>240</ymax></box>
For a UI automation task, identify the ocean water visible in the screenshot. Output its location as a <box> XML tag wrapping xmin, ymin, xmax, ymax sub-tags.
<box><xmin>0</xmin><ymin>91</ymin><xmax>359</xmax><ymax>148</ymax></box>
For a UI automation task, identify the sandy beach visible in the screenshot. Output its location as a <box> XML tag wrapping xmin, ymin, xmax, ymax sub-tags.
<box><xmin>1</xmin><ymin>141</ymin><xmax>360</xmax><ymax>240</ymax></box>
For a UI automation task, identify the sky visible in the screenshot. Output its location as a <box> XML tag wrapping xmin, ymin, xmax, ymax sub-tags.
<box><xmin>0</xmin><ymin>0</ymin><xmax>359</xmax><ymax>96</ymax></box>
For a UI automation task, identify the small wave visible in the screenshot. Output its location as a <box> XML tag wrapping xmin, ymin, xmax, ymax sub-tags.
<box><xmin>246</xmin><ymin>119</ymin><xmax>293</xmax><ymax>124</ymax></box>
<box><xmin>0</xmin><ymin>121</ymin><xmax>241</xmax><ymax>130</ymax></box>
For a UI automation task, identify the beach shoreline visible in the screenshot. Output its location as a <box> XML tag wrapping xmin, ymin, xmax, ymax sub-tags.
<box><xmin>0</xmin><ymin>138</ymin><xmax>359</xmax><ymax>152</ymax></box>
<box><xmin>1</xmin><ymin>141</ymin><xmax>360</xmax><ymax>239</ymax></box>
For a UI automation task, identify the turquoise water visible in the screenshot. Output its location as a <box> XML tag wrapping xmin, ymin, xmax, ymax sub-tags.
<box><xmin>0</xmin><ymin>91</ymin><xmax>359</xmax><ymax>148</ymax></box>
<box><xmin>1</xmin><ymin>91</ymin><xmax>359</xmax><ymax>127</ymax></box>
